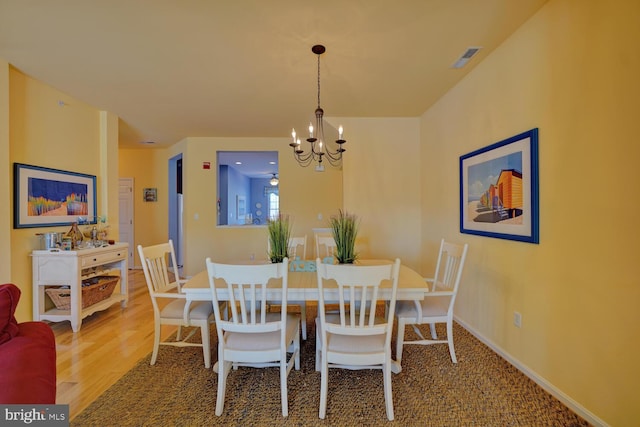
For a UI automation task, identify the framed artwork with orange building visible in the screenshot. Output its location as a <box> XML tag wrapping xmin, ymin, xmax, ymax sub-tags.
<box><xmin>459</xmin><ymin>128</ymin><xmax>539</xmax><ymax>243</ymax></box>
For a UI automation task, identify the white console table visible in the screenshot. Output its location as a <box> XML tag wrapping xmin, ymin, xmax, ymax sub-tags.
<box><xmin>32</xmin><ymin>242</ymin><xmax>129</xmax><ymax>332</ymax></box>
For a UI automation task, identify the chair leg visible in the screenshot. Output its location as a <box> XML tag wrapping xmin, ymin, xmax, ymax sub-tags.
<box><xmin>383</xmin><ymin>358</ymin><xmax>395</xmax><ymax>421</ymax></box>
<box><xmin>294</xmin><ymin>324</ymin><xmax>301</xmax><ymax>370</ymax></box>
<box><xmin>446</xmin><ymin>320</ymin><xmax>457</xmax><ymax>363</ymax></box>
<box><xmin>215</xmin><ymin>359</ymin><xmax>231</xmax><ymax>416</ymax></box>
<box><xmin>429</xmin><ymin>323</ymin><xmax>438</xmax><ymax>339</ymax></box>
<box><xmin>151</xmin><ymin>321</ymin><xmax>161</xmax><ymax>365</ymax></box>
<box><xmin>319</xmin><ymin>348</ymin><xmax>328</xmax><ymax>419</ymax></box>
<box><xmin>300</xmin><ymin>302</ymin><xmax>307</xmax><ymax>340</ymax></box>
<box><xmin>176</xmin><ymin>325</ymin><xmax>183</xmax><ymax>341</ymax></box>
<box><xmin>280</xmin><ymin>359</ymin><xmax>289</xmax><ymax>417</ymax></box>
<box><xmin>395</xmin><ymin>319</ymin><xmax>406</xmax><ymax>366</ymax></box>
<box><xmin>201</xmin><ymin>322</ymin><xmax>211</xmax><ymax>369</ymax></box>
<box><xmin>315</xmin><ymin>318</ymin><xmax>322</xmax><ymax>372</ymax></box>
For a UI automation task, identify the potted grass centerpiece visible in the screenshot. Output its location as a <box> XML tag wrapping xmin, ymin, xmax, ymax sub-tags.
<box><xmin>330</xmin><ymin>209</ymin><xmax>360</xmax><ymax>264</ymax></box>
<box><xmin>267</xmin><ymin>213</ymin><xmax>292</xmax><ymax>263</ymax></box>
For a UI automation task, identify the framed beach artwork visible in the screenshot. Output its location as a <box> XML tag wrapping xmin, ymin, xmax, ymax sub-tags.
<box><xmin>459</xmin><ymin>128</ymin><xmax>539</xmax><ymax>243</ymax></box>
<box><xmin>13</xmin><ymin>163</ymin><xmax>97</xmax><ymax>228</ymax></box>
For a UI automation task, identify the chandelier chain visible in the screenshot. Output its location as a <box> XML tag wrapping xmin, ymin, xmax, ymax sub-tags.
<box><xmin>317</xmin><ymin>54</ymin><xmax>321</xmax><ymax>109</ymax></box>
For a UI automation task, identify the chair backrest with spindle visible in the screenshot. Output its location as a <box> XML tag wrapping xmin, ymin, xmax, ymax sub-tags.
<box><xmin>206</xmin><ymin>258</ymin><xmax>289</xmax><ymax>336</ymax></box>
<box><xmin>315</xmin><ymin>235</ymin><xmax>337</xmax><ymax>260</ymax></box>
<box><xmin>429</xmin><ymin>239</ymin><xmax>468</xmax><ymax>294</ymax></box>
<box><xmin>288</xmin><ymin>236</ymin><xmax>307</xmax><ymax>260</ymax></box>
<box><xmin>137</xmin><ymin>240</ymin><xmax>182</xmax><ymax>297</ymax></box>
<box><xmin>316</xmin><ymin>258</ymin><xmax>401</xmax><ymax>343</ymax></box>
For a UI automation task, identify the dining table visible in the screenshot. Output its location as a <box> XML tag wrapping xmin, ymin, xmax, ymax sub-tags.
<box><xmin>181</xmin><ymin>259</ymin><xmax>428</xmax><ymax>373</ymax></box>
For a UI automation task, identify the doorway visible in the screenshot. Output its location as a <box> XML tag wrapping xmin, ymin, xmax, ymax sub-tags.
<box><xmin>118</xmin><ymin>178</ymin><xmax>134</xmax><ymax>268</ymax></box>
<box><xmin>168</xmin><ymin>154</ymin><xmax>183</xmax><ymax>267</ymax></box>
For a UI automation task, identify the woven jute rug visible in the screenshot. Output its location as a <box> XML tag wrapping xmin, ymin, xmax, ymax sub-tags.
<box><xmin>72</xmin><ymin>309</ymin><xmax>588</xmax><ymax>426</ymax></box>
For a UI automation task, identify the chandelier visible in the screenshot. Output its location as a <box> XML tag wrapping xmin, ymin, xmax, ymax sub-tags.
<box><xmin>270</xmin><ymin>173</ymin><xmax>279</xmax><ymax>186</ymax></box>
<box><xmin>289</xmin><ymin>45</ymin><xmax>346</xmax><ymax>172</ymax></box>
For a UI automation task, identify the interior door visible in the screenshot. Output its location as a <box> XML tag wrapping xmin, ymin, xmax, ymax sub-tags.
<box><xmin>118</xmin><ymin>178</ymin><xmax>135</xmax><ymax>268</ymax></box>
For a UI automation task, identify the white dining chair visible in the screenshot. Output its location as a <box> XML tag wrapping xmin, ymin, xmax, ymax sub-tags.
<box><xmin>267</xmin><ymin>235</ymin><xmax>306</xmax><ymax>259</ymax></box>
<box><xmin>288</xmin><ymin>235</ymin><xmax>307</xmax><ymax>260</ymax></box>
<box><xmin>315</xmin><ymin>258</ymin><xmax>401</xmax><ymax>421</ymax></box>
<box><xmin>137</xmin><ymin>240</ymin><xmax>215</xmax><ymax>368</ymax></box>
<box><xmin>315</xmin><ymin>235</ymin><xmax>337</xmax><ymax>260</ymax></box>
<box><xmin>287</xmin><ymin>235</ymin><xmax>308</xmax><ymax>340</ymax></box>
<box><xmin>267</xmin><ymin>235</ymin><xmax>309</xmax><ymax>340</ymax></box>
<box><xmin>395</xmin><ymin>239</ymin><xmax>468</xmax><ymax>365</ymax></box>
<box><xmin>205</xmin><ymin>257</ymin><xmax>300</xmax><ymax>417</ymax></box>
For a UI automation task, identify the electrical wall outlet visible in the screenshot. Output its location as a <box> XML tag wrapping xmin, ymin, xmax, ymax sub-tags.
<box><xmin>513</xmin><ymin>311</ymin><xmax>522</xmax><ymax>328</ymax></box>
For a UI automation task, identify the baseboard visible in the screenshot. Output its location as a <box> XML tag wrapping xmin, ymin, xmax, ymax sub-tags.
<box><xmin>454</xmin><ymin>316</ymin><xmax>607</xmax><ymax>427</ymax></box>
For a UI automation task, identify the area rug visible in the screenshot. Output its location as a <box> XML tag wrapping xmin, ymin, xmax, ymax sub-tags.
<box><xmin>72</xmin><ymin>312</ymin><xmax>588</xmax><ymax>426</ymax></box>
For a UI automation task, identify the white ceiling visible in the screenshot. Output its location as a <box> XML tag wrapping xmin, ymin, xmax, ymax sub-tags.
<box><xmin>0</xmin><ymin>0</ymin><xmax>547</xmax><ymax>148</ymax></box>
<box><xmin>218</xmin><ymin>150</ymin><xmax>278</xmax><ymax>178</ymax></box>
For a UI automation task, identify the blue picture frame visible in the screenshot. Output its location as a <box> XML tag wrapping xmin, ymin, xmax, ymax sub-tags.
<box><xmin>13</xmin><ymin>163</ymin><xmax>97</xmax><ymax>228</ymax></box>
<box><xmin>459</xmin><ymin>128</ymin><xmax>539</xmax><ymax>243</ymax></box>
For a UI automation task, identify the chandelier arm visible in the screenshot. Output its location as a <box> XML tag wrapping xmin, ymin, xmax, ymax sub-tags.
<box><xmin>318</xmin><ymin>135</ymin><xmax>345</xmax><ymax>160</ymax></box>
<box><xmin>323</xmin><ymin>149</ymin><xmax>342</xmax><ymax>160</ymax></box>
<box><xmin>292</xmin><ymin>148</ymin><xmax>315</xmax><ymax>167</ymax></box>
<box><xmin>323</xmin><ymin>150</ymin><xmax>344</xmax><ymax>165</ymax></box>
<box><xmin>325</xmin><ymin>157</ymin><xmax>340</xmax><ymax>167</ymax></box>
<box><xmin>292</xmin><ymin>142</ymin><xmax>330</xmax><ymax>167</ymax></box>
<box><xmin>296</xmin><ymin>156</ymin><xmax>315</xmax><ymax>167</ymax></box>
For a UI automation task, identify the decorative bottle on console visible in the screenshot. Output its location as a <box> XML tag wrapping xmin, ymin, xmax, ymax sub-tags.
<box><xmin>66</xmin><ymin>222</ymin><xmax>84</xmax><ymax>249</ymax></box>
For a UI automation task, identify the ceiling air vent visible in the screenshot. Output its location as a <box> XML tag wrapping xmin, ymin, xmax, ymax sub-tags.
<box><xmin>451</xmin><ymin>47</ymin><xmax>482</xmax><ymax>69</ymax></box>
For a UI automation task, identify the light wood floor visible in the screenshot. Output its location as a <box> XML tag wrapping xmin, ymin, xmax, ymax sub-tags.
<box><xmin>50</xmin><ymin>269</ymin><xmax>168</xmax><ymax>420</ymax></box>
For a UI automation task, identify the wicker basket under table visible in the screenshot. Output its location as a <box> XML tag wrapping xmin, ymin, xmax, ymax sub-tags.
<box><xmin>46</xmin><ymin>275</ymin><xmax>119</xmax><ymax>310</ymax></box>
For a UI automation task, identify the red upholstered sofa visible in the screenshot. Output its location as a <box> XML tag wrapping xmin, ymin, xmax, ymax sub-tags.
<box><xmin>0</xmin><ymin>283</ymin><xmax>56</xmax><ymax>404</ymax></box>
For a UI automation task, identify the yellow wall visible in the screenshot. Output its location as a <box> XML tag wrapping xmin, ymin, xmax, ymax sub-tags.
<box><xmin>340</xmin><ymin>117</ymin><xmax>422</xmax><ymax>270</ymax></box>
<box><xmin>5</xmin><ymin>66</ymin><xmax>118</xmax><ymax>322</ymax></box>
<box><xmin>119</xmin><ymin>138</ymin><xmax>344</xmax><ymax>273</ymax></box>
<box><xmin>0</xmin><ymin>61</ymin><xmax>11</xmax><ymax>284</ymax></box>
<box><xmin>99</xmin><ymin>111</ymin><xmax>121</xmax><ymax>239</ymax></box>
<box><xmin>419</xmin><ymin>0</ymin><xmax>639</xmax><ymax>424</ymax></box>
<box><xmin>119</xmin><ymin>147</ymin><xmax>171</xmax><ymax>264</ymax></box>
<box><xmin>179</xmin><ymin>137</ymin><xmax>343</xmax><ymax>277</ymax></box>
